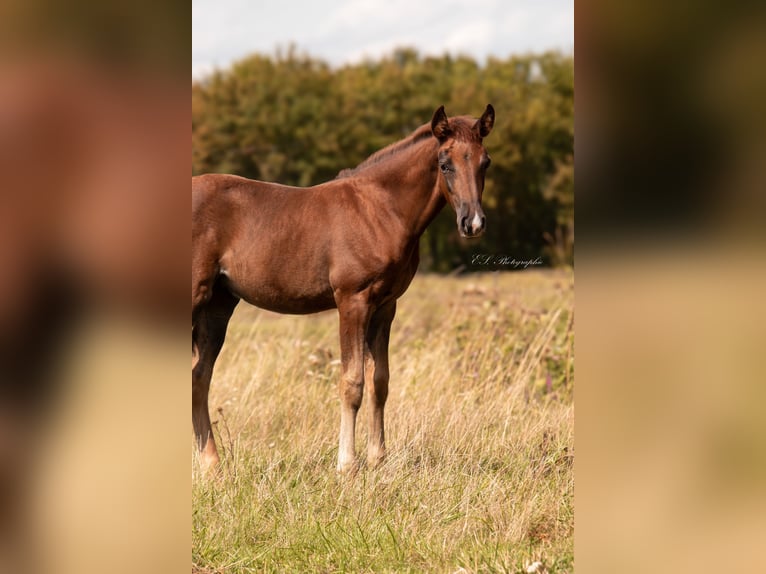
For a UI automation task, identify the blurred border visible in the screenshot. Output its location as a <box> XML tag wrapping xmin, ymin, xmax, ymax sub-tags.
<box><xmin>576</xmin><ymin>0</ymin><xmax>766</xmax><ymax>572</ymax></box>
<box><xmin>0</xmin><ymin>1</ymin><xmax>189</xmax><ymax>573</ymax></box>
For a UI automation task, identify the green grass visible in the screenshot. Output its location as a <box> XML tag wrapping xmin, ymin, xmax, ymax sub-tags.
<box><xmin>193</xmin><ymin>270</ymin><xmax>574</xmax><ymax>573</ymax></box>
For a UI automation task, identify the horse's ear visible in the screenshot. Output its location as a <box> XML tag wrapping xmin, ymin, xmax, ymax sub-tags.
<box><xmin>431</xmin><ymin>105</ymin><xmax>451</xmax><ymax>142</ymax></box>
<box><xmin>474</xmin><ymin>104</ymin><xmax>495</xmax><ymax>138</ymax></box>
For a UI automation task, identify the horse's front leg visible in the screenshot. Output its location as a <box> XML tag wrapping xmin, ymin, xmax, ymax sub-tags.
<box><xmin>365</xmin><ymin>300</ymin><xmax>396</xmax><ymax>468</ymax></box>
<box><xmin>335</xmin><ymin>294</ymin><xmax>372</xmax><ymax>474</ymax></box>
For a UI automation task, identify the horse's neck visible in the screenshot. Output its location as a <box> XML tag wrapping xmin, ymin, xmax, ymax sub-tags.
<box><xmin>407</xmin><ymin>179</ymin><xmax>447</xmax><ymax>239</ymax></box>
<box><xmin>371</xmin><ymin>139</ymin><xmax>446</xmax><ymax>239</ymax></box>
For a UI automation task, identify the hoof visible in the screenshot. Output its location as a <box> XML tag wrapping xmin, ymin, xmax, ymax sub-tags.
<box><xmin>366</xmin><ymin>453</ymin><xmax>386</xmax><ymax>469</ymax></box>
<box><xmin>198</xmin><ymin>437</ymin><xmax>220</xmax><ymax>474</ymax></box>
<box><xmin>336</xmin><ymin>459</ymin><xmax>359</xmax><ymax>476</ymax></box>
<box><xmin>200</xmin><ymin>453</ymin><xmax>220</xmax><ymax>472</ymax></box>
<box><xmin>366</xmin><ymin>445</ymin><xmax>386</xmax><ymax>469</ymax></box>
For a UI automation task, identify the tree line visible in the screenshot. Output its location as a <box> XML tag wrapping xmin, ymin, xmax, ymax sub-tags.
<box><xmin>192</xmin><ymin>47</ymin><xmax>573</xmax><ymax>270</ymax></box>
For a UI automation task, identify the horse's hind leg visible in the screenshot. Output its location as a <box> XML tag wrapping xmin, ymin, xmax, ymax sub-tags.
<box><xmin>192</xmin><ymin>284</ymin><xmax>238</xmax><ymax>470</ymax></box>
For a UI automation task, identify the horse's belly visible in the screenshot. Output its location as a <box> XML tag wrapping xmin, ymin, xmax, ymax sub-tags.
<box><xmin>221</xmin><ymin>272</ymin><xmax>336</xmax><ymax>315</ymax></box>
<box><xmin>244</xmin><ymin>290</ymin><xmax>336</xmax><ymax>315</ymax></box>
<box><xmin>217</xmin><ymin>236</ymin><xmax>337</xmax><ymax>313</ymax></box>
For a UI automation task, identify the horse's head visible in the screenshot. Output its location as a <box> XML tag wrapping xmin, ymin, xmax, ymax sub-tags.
<box><xmin>431</xmin><ymin>104</ymin><xmax>494</xmax><ymax>238</ymax></box>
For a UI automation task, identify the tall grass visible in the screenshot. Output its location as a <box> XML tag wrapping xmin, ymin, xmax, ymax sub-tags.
<box><xmin>193</xmin><ymin>270</ymin><xmax>574</xmax><ymax>573</ymax></box>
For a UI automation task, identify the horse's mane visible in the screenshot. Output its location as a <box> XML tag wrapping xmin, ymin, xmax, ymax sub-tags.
<box><xmin>335</xmin><ymin>117</ymin><xmax>479</xmax><ymax>179</ymax></box>
<box><xmin>336</xmin><ymin>123</ymin><xmax>433</xmax><ymax>179</ymax></box>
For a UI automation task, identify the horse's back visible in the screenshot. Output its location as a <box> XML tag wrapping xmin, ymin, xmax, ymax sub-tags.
<box><xmin>193</xmin><ymin>173</ymin><xmax>251</xmax><ymax>214</ymax></box>
<box><xmin>193</xmin><ymin>174</ymin><xmax>274</xmax><ymax>241</ymax></box>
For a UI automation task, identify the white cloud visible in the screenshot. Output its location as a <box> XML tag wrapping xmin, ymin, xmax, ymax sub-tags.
<box><xmin>192</xmin><ymin>0</ymin><xmax>573</xmax><ymax>77</ymax></box>
<box><xmin>442</xmin><ymin>19</ymin><xmax>495</xmax><ymax>54</ymax></box>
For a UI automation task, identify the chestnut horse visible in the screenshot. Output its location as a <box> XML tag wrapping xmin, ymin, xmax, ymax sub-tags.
<box><xmin>192</xmin><ymin>104</ymin><xmax>494</xmax><ymax>473</ymax></box>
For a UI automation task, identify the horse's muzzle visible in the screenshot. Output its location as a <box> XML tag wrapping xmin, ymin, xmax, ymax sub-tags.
<box><xmin>458</xmin><ymin>210</ymin><xmax>486</xmax><ymax>238</ymax></box>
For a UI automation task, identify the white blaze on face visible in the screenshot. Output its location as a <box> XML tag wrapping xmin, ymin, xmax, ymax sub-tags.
<box><xmin>471</xmin><ymin>212</ymin><xmax>483</xmax><ymax>234</ymax></box>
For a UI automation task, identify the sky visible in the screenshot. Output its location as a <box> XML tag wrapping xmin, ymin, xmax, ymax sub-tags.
<box><xmin>192</xmin><ymin>0</ymin><xmax>573</xmax><ymax>78</ymax></box>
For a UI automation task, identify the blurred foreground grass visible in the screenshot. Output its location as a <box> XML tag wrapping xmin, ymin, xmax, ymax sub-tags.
<box><xmin>192</xmin><ymin>270</ymin><xmax>574</xmax><ymax>573</ymax></box>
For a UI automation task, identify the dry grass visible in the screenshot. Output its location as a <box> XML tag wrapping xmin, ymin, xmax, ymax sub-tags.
<box><xmin>192</xmin><ymin>270</ymin><xmax>574</xmax><ymax>573</ymax></box>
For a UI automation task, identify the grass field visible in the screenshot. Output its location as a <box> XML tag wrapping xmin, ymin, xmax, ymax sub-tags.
<box><xmin>192</xmin><ymin>270</ymin><xmax>574</xmax><ymax>573</ymax></box>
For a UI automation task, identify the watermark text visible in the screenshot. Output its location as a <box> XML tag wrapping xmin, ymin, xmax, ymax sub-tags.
<box><xmin>471</xmin><ymin>254</ymin><xmax>543</xmax><ymax>269</ymax></box>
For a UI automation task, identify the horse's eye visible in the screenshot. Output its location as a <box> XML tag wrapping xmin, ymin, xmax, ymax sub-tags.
<box><xmin>439</xmin><ymin>163</ymin><xmax>451</xmax><ymax>173</ymax></box>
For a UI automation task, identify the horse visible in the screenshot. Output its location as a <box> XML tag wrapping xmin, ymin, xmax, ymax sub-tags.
<box><xmin>192</xmin><ymin>104</ymin><xmax>495</xmax><ymax>473</ymax></box>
